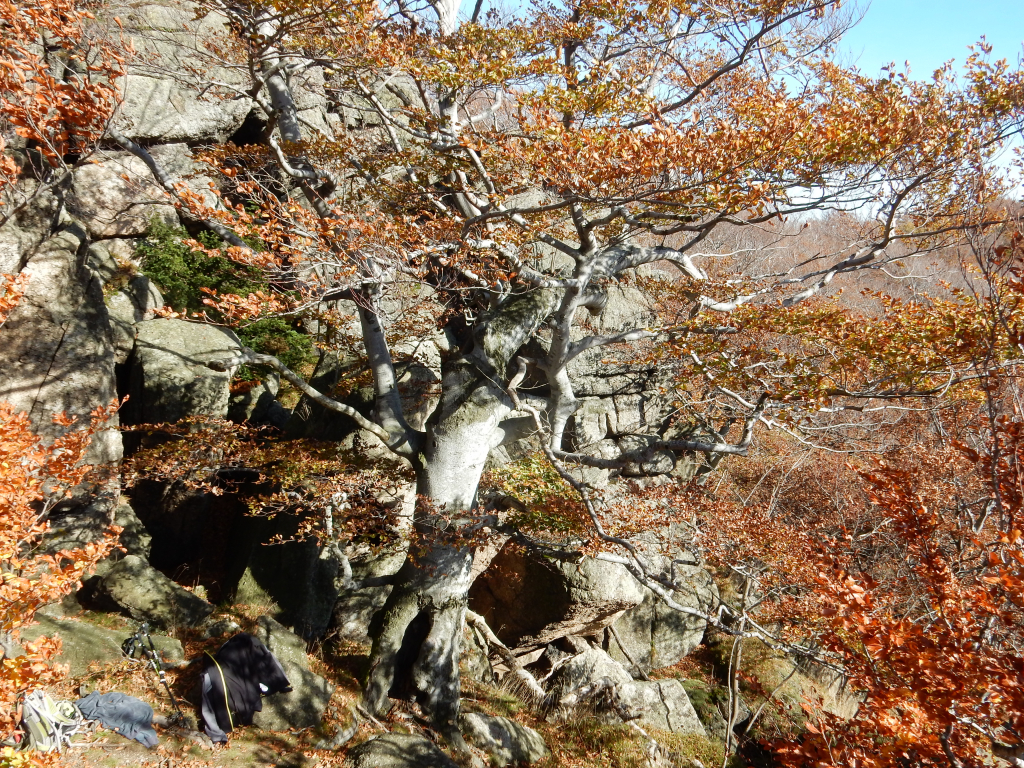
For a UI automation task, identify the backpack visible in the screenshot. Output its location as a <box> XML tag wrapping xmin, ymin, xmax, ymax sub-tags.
<box><xmin>20</xmin><ymin>690</ymin><xmax>83</xmax><ymax>753</ymax></box>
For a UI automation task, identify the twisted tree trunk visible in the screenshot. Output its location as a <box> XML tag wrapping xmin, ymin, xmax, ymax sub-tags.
<box><xmin>364</xmin><ymin>290</ymin><xmax>559</xmax><ymax>747</ymax></box>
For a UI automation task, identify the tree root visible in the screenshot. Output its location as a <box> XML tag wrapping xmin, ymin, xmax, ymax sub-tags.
<box><xmin>465</xmin><ymin>610</ymin><xmax>546</xmax><ymax>700</ymax></box>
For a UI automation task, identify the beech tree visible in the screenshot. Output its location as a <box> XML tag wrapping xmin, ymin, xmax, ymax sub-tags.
<box><xmin>101</xmin><ymin>0</ymin><xmax>1024</xmax><ymax>752</ymax></box>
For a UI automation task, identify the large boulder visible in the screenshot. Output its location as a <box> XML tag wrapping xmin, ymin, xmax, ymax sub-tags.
<box><xmin>607</xmin><ymin>563</ymin><xmax>719</xmax><ymax>675</ymax></box>
<box><xmin>124</xmin><ymin>319</ymin><xmax>242</xmax><ymax>424</ymax></box>
<box><xmin>19</xmin><ymin>615</ymin><xmax>184</xmax><ymax>676</ymax></box>
<box><xmin>92</xmin><ymin>555</ymin><xmax>214</xmax><ymax>629</ymax></box>
<box><xmin>459</xmin><ymin>713</ymin><xmax>547</xmax><ymax>766</ymax></box>
<box><xmin>97</xmin><ymin>1</ymin><xmax>252</xmax><ymax>143</ymax></box>
<box><xmin>0</xmin><ymin>225</ymin><xmax>122</xmax><ymax>465</ymax></box>
<box><xmin>252</xmin><ymin>617</ymin><xmax>334</xmax><ymax>731</ymax></box>
<box><xmin>546</xmin><ymin>646</ymin><xmax>644</xmax><ymax>722</ymax></box>
<box><xmin>546</xmin><ymin>648</ymin><xmax>705</xmax><ymax>735</ymax></box>
<box><xmin>69</xmin><ymin>145</ymin><xmax>189</xmax><ymax>238</ymax></box>
<box><xmin>345</xmin><ymin>734</ymin><xmax>458</xmax><ymax>768</ymax></box>
<box><xmin>469</xmin><ymin>545</ymin><xmax>645</xmax><ymax>651</ymax></box>
<box><xmin>632</xmin><ymin>679</ymin><xmax>707</xmax><ymax>736</ymax></box>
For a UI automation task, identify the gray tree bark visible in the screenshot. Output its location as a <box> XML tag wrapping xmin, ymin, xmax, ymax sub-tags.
<box><xmin>363</xmin><ymin>289</ymin><xmax>559</xmax><ymax>748</ymax></box>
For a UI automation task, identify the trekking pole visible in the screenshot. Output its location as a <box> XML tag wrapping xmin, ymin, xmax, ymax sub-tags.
<box><xmin>122</xmin><ymin>623</ymin><xmax>187</xmax><ymax>726</ymax></box>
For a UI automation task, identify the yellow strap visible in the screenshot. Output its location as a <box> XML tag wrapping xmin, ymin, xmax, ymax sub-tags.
<box><xmin>205</xmin><ymin>652</ymin><xmax>233</xmax><ymax>730</ymax></box>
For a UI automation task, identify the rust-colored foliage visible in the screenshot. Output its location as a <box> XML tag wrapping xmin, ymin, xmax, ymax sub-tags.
<box><xmin>0</xmin><ymin>0</ymin><xmax>123</xmax><ymax>224</ymax></box>
<box><xmin>0</xmin><ymin>402</ymin><xmax>119</xmax><ymax>751</ymax></box>
<box><xmin>120</xmin><ymin>419</ymin><xmax>413</xmax><ymax>549</ymax></box>
<box><xmin>768</xmin><ymin>421</ymin><xmax>1024</xmax><ymax>767</ymax></box>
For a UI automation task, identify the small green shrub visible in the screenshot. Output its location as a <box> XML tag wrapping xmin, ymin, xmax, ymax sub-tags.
<box><xmin>236</xmin><ymin>316</ymin><xmax>315</xmax><ymax>374</ymax></box>
<box><xmin>137</xmin><ymin>221</ymin><xmax>316</xmax><ymax>374</ymax></box>
<box><xmin>136</xmin><ymin>222</ymin><xmax>262</xmax><ymax>312</ymax></box>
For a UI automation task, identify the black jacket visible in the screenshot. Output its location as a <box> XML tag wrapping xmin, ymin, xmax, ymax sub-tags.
<box><xmin>200</xmin><ymin>633</ymin><xmax>291</xmax><ymax>742</ymax></box>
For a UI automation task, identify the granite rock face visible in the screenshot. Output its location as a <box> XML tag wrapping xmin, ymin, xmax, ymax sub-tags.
<box><xmin>0</xmin><ymin>226</ymin><xmax>122</xmax><ymax>465</ymax></box>
<box><xmin>546</xmin><ymin>647</ymin><xmax>706</xmax><ymax>735</ymax></box>
<box><xmin>69</xmin><ymin>145</ymin><xmax>186</xmax><ymax>238</ymax></box>
<box><xmin>100</xmin><ymin>0</ymin><xmax>252</xmax><ymax>143</ymax></box>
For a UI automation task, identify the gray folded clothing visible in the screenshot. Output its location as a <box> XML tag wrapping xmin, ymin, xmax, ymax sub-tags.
<box><xmin>76</xmin><ymin>691</ymin><xmax>159</xmax><ymax>748</ymax></box>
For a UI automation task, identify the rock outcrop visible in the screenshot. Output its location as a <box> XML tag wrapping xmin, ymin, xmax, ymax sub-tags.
<box><xmin>124</xmin><ymin>319</ymin><xmax>242</xmax><ymax>424</ymax></box>
<box><xmin>469</xmin><ymin>546</ymin><xmax>645</xmax><ymax>651</ymax></box>
<box><xmin>252</xmin><ymin>617</ymin><xmax>334</xmax><ymax>731</ymax></box>
<box><xmin>545</xmin><ymin>646</ymin><xmax>706</xmax><ymax>735</ymax></box>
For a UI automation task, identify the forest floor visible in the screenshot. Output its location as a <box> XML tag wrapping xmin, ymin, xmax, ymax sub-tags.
<box><xmin>43</xmin><ymin>605</ymin><xmax>734</xmax><ymax>768</ymax></box>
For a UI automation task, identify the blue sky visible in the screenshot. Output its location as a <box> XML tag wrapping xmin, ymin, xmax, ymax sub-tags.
<box><xmin>838</xmin><ymin>0</ymin><xmax>1023</xmax><ymax>77</ymax></box>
